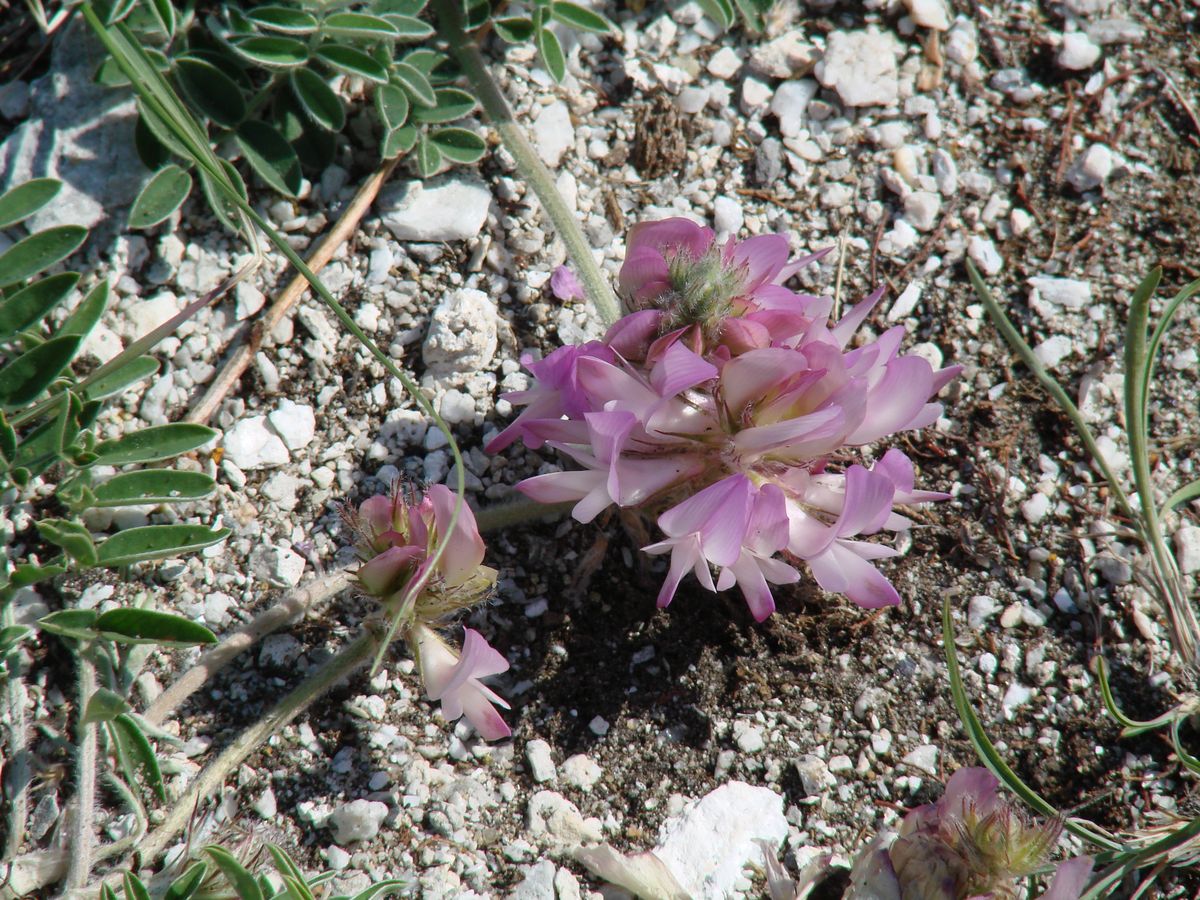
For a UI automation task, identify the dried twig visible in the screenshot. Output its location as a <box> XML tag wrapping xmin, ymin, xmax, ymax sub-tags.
<box><xmin>1154</xmin><ymin>66</ymin><xmax>1200</xmax><ymax>141</ymax></box>
<box><xmin>187</xmin><ymin>158</ymin><xmax>400</xmax><ymax>425</ymax></box>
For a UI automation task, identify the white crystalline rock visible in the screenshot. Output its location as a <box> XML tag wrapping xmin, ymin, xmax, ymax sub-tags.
<box><xmin>222</xmin><ymin>416</ymin><xmax>289</xmax><ymax>470</ymax></box>
<box><xmin>887</xmin><ymin>282</ymin><xmax>922</xmax><ymax>322</ymax></box>
<box><xmin>967</xmin><ymin>235</ymin><xmax>1003</xmax><ymax>275</ymax></box>
<box><xmin>1058</xmin><ymin>32</ymin><xmax>1102</xmax><ymax>70</ymax></box>
<box><xmin>1175</xmin><ymin>526</ymin><xmax>1200</xmax><ymax>574</ymax></box>
<box><xmin>423</xmin><ymin>288</ymin><xmax>498</xmax><ymax>374</ymax></box>
<box><xmin>712</xmin><ymin>195</ymin><xmax>744</xmax><ymax>236</ymax></box>
<box><xmin>904</xmin><ymin>0</ymin><xmax>951</xmax><ymax>30</ymax></box>
<box><xmin>816</xmin><ymin>29</ymin><xmax>902</xmax><ymax>108</ymax></box>
<box><xmin>1029</xmin><ymin>276</ymin><xmax>1092</xmax><ymax>310</ymax></box>
<box><xmin>1033</xmin><ymin>335</ymin><xmax>1073</xmax><ymax>369</ymax></box>
<box><xmin>328</xmin><ymin>799</ymin><xmax>388</xmax><ymax>844</ymax></box>
<box><xmin>378</xmin><ymin>176</ymin><xmax>492</xmax><ymax>242</ymax></box>
<box><xmin>904</xmin><ymin>191</ymin><xmax>941</xmax><ymax>231</ymax></box>
<box><xmin>1067</xmin><ymin>143</ymin><xmax>1115</xmax><ymax>191</ymax></box>
<box><xmin>902</xmin><ymin>744</ymin><xmax>940</xmax><ymax>776</ymax></box>
<box><xmin>706</xmin><ymin>47</ymin><xmax>743</xmax><ymax>80</ymax></box>
<box><xmin>770</xmin><ymin>79</ymin><xmax>820</xmax><ymax>138</ymax></box>
<box><xmin>654</xmin><ymin>782</ymin><xmax>788</xmax><ymax>900</ymax></box>
<box><xmin>533</xmin><ymin>101</ymin><xmax>574</xmax><ymax>168</ymax></box>
<box><xmin>267</xmin><ymin>399</ymin><xmax>316</xmax><ymax>451</ymax></box>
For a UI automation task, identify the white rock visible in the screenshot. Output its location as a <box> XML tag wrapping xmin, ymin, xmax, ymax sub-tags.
<box><xmin>932</xmin><ymin>148</ymin><xmax>959</xmax><ymax>195</ymax></box>
<box><xmin>1064</xmin><ymin>0</ymin><xmax>1112</xmax><ymax>16</ymax></box>
<box><xmin>253</xmin><ymin>787</ymin><xmax>278</xmax><ymax>819</ymax></box>
<box><xmin>1067</xmin><ymin>143</ymin><xmax>1115</xmax><ymax>191</ymax></box>
<box><xmin>1029</xmin><ymin>276</ymin><xmax>1091</xmax><ymax>309</ymax></box>
<box><xmin>1033</xmin><ymin>335</ymin><xmax>1073</xmax><ymax>369</ymax></box>
<box><xmin>946</xmin><ymin>18</ymin><xmax>978</xmax><ymax>64</ymax></box>
<box><xmin>712</xmin><ymin>195</ymin><xmax>743</xmax><ymax>235</ymax></box>
<box><xmin>423</xmin><ymin>288</ymin><xmax>498</xmax><ymax>374</ymax></box>
<box><xmin>509</xmin><ymin>860</ymin><xmax>556</xmax><ymax>900</ymax></box>
<box><xmin>901</xmin><ymin>744</ymin><xmax>939</xmax><ymax>775</ymax></box>
<box><xmin>883</xmin><ymin>219</ymin><xmax>918</xmax><ymax>255</ymax></box>
<box><xmin>796</xmin><ymin>755</ymin><xmax>835</xmax><ymax>796</ymax></box>
<box><xmin>706</xmin><ymin>47</ymin><xmax>742</xmax><ymax>79</ymax></box>
<box><xmin>967</xmin><ymin>594</ymin><xmax>998</xmax><ymax>629</ymax></box>
<box><xmin>740</xmin><ymin>77</ymin><xmax>772</xmax><ymax>112</ymax></box>
<box><xmin>367</xmin><ymin>243</ymin><xmax>392</xmax><ymax>284</ymax></box>
<box><xmin>1175</xmin><ymin>527</ymin><xmax>1200</xmax><ymax>574</ymax></box>
<box><xmin>324</xmin><ymin>846</ymin><xmax>351</xmax><ymax>871</ymax></box>
<box><xmin>816</xmin><ymin>29</ymin><xmax>902</xmax><ymax>108</ymax></box>
<box><xmin>526</xmin><ymin>740</ymin><xmax>557</xmax><ymax>784</ymax></box>
<box><xmin>1001</xmin><ymin>682</ymin><xmax>1033</xmax><ymax>715</ymax></box>
<box><xmin>126</xmin><ymin>291</ymin><xmax>182</xmax><ymax>337</ymax></box>
<box><xmin>1087</xmin><ymin>18</ymin><xmax>1145</xmax><ymax>45</ymax></box>
<box><xmin>904</xmin><ymin>0</ymin><xmax>950</xmax><ymax>30</ymax></box>
<box><xmin>259</xmin><ymin>634</ymin><xmax>302</xmax><ymax>667</ymax></box>
<box><xmin>904</xmin><ymin>191</ymin><xmax>941</xmax><ymax>231</ymax></box>
<box><xmin>1011</xmin><ymin>209</ymin><xmax>1035</xmax><ymax>235</ymax></box>
<box><xmin>379</xmin><ymin>176</ymin><xmax>492</xmax><ymax>242</ymax></box>
<box><xmin>561</xmin><ymin>754</ymin><xmax>602</xmax><ymax>791</ymax></box>
<box><xmin>1058</xmin><ymin>31</ymin><xmax>1101</xmax><ymax>70</ymax></box>
<box><xmin>328</xmin><ymin>799</ymin><xmax>388</xmax><ymax>844</ymax></box>
<box><xmin>677</xmin><ymin>86</ymin><xmax>708</xmax><ymax>115</ymax></box>
<box><xmin>770</xmin><ymin>79</ymin><xmax>819</xmax><ymax>138</ymax></box>
<box><xmin>888</xmin><ymin>283</ymin><xmax>922</xmax><ymax>321</ymax></box>
<box><xmin>251</xmin><ymin>545</ymin><xmax>307</xmax><ymax>588</ymax></box>
<box><xmin>80</xmin><ymin>324</ymin><xmax>123</xmax><ymax>364</ymax></box>
<box><xmin>532</xmin><ymin>101</ymin><xmax>573</xmax><ymax>168</ymax></box>
<box><xmin>967</xmin><ymin>236</ymin><xmax>1003</xmax><ymax>275</ymax></box>
<box><xmin>750</xmin><ymin>32</ymin><xmax>819</xmax><ymax>79</ymax></box>
<box><xmin>733</xmin><ymin>721</ymin><xmax>765</xmax><ymax>753</ymax></box>
<box><xmin>527</xmin><ymin>791</ymin><xmax>603</xmax><ymax>846</ymax></box>
<box><xmin>655</xmin><ymin>782</ymin><xmax>787</xmax><ymax>900</ymax></box>
<box><xmin>267</xmin><ymin>399</ymin><xmax>316</xmax><ymax>451</ymax></box>
<box><xmin>235</xmin><ymin>282</ymin><xmax>266</xmax><ymax>321</ymax></box>
<box><xmin>1021</xmin><ymin>492</ymin><xmax>1052</xmax><ymax>524</ymax></box>
<box><xmin>223</xmin><ymin>416</ymin><xmax>289</xmax><ymax>469</ymax></box>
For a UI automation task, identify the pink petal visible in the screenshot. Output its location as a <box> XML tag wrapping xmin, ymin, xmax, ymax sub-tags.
<box><xmin>355</xmin><ymin>544</ymin><xmax>423</xmax><ymax>596</ymax></box>
<box><xmin>619</xmin><ymin>246</ymin><xmax>672</xmax><ymax>301</ymax></box>
<box><xmin>729</xmin><ymin>234</ymin><xmax>790</xmax><ymax>290</ymax></box>
<box><xmin>657</xmin><ymin>475</ymin><xmax>754</xmax><ymax>566</ymax></box>
<box><xmin>611</xmin><ymin>455</ymin><xmax>704</xmax><ymax>507</ymax></box>
<box><xmin>460</xmin><ymin>688</ymin><xmax>513</xmax><ymax>740</ymax></box>
<box><xmin>723</xmin><ymin>551</ymin><xmax>777</xmax><ymax>621</ymax></box>
<box><xmin>649</xmin><ymin>340</ymin><xmax>718</xmax><ymax>398</ymax></box>
<box><xmin>831</xmin><ymin>285</ymin><xmax>886</xmax><ymax>346</ymax></box>
<box><xmin>358</xmin><ymin>495</ymin><xmax>396</xmax><ymax>536</ymax></box>
<box><xmin>775</xmin><ymin>245</ymin><xmax>835</xmax><ymax>282</ymax></box>
<box><xmin>807</xmin><ymin>542</ymin><xmax>901</xmax><ymax>608</ymax></box>
<box><xmin>426</xmin><ymin>485</ymin><xmax>486</xmax><ymax>587</ymax></box>
<box><xmin>604</xmin><ymin>309</ymin><xmax>664</xmax><ymax>361</ymax></box>
<box><xmin>719</xmin><ymin>347</ymin><xmax>809</xmax><ymax>417</ymax></box>
<box><xmin>517</xmin><ymin>469</ymin><xmax>604</xmax><ymax>506</ymax></box>
<box><xmin>1042</xmin><ymin>857</ymin><xmax>1094</xmax><ymax>900</ymax></box>
<box><xmin>550</xmin><ymin>265</ymin><xmax>585</xmax><ymax>301</ymax></box>
<box><xmin>745</xmin><ymin>482</ymin><xmax>791</xmax><ymax>554</ymax></box>
<box><xmin>732</xmin><ymin>406</ymin><xmax>847</xmax><ymax>459</ymax></box>
<box><xmin>939</xmin><ymin>767</ymin><xmax>1001</xmax><ymax>820</ymax></box>
<box><xmin>846</xmin><ymin>356</ymin><xmax>935</xmax><ymax>444</ymax></box>
<box><xmin>627</xmin><ymin>217</ymin><xmax>714</xmax><ymax>259</ymax></box>
<box><xmin>835</xmin><ymin>465</ymin><xmax>896</xmax><ymax>538</ymax></box>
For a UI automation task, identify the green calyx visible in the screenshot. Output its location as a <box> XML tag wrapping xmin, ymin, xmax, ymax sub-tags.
<box><xmin>655</xmin><ymin>247</ymin><xmax>748</xmax><ymax>341</ymax></box>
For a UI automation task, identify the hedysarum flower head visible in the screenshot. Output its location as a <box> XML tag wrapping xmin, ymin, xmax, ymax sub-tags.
<box><xmin>346</xmin><ymin>483</ymin><xmax>494</xmax><ymax>619</ymax></box>
<box><xmin>492</xmin><ymin>218</ymin><xmax>960</xmax><ymax>620</ymax></box>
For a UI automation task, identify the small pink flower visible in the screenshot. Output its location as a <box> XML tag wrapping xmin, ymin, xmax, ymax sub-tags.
<box><xmin>550</xmin><ymin>265</ymin><xmax>585</xmax><ymax>302</ymax></box>
<box><xmin>414</xmin><ymin>625</ymin><xmax>511</xmax><ymax>740</ymax></box>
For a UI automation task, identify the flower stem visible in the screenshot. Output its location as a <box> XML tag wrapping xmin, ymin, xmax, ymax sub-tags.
<box><xmin>475</xmin><ymin>497</ymin><xmax>573</xmax><ymax>533</ymax></box>
<box><xmin>431</xmin><ymin>0</ymin><xmax>622</xmax><ymax>328</ymax></box>
<box><xmin>143</xmin><ymin>570</ymin><xmax>351</xmax><ymax>726</ymax></box>
<box><xmin>65</xmin><ymin>654</ymin><xmax>97</xmax><ymax>891</ymax></box>
<box><xmin>127</xmin><ymin>630</ymin><xmax>377</xmax><ymax>868</ymax></box>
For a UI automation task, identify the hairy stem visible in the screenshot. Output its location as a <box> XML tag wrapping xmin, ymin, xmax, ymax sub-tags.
<box><xmin>1</xmin><ymin>667</ymin><xmax>29</xmax><ymax>860</ymax></box>
<box><xmin>431</xmin><ymin>0</ymin><xmax>622</xmax><ymax>327</ymax></box>
<box><xmin>144</xmin><ymin>570</ymin><xmax>351</xmax><ymax>726</ymax></box>
<box><xmin>127</xmin><ymin>630</ymin><xmax>377</xmax><ymax>869</ymax></box>
<box><xmin>475</xmin><ymin>497</ymin><xmax>572</xmax><ymax>533</ymax></box>
<box><xmin>64</xmin><ymin>654</ymin><xmax>97</xmax><ymax>891</ymax></box>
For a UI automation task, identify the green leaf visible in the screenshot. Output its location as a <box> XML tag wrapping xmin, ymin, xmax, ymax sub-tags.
<box><xmin>492</xmin><ymin>16</ymin><xmax>534</xmax><ymax>43</ymax></box>
<box><xmin>11</xmin><ymin>561</ymin><xmax>69</xmax><ymax>587</ymax></box>
<box><xmin>84</xmin><ymin>687</ymin><xmax>131</xmax><ymax>725</ymax></box>
<box><xmin>0</xmin><ymin>272</ymin><xmax>80</xmax><ymax>340</ymax></box>
<box><xmin>392</xmin><ymin>61</ymin><xmax>435</xmax><ymax>108</ymax></box>
<box><xmin>399</xmin><ymin>48</ymin><xmax>442</xmax><ymax>76</ymax></box>
<box><xmin>94</xmin><ymin>0</ymin><xmax>138</xmax><ymax>26</ymax></box>
<box><xmin>113</xmin><ymin>713</ymin><xmax>167</xmax><ymax>803</ymax></box>
<box><xmin>385</xmin><ymin>14</ymin><xmax>434</xmax><ymax>41</ymax></box>
<box><xmin>236</xmin><ymin>121</ymin><xmax>302</xmax><ymax>197</ymax></box>
<box><xmin>381</xmin><ymin>124</ymin><xmax>418</xmax><ymax>160</ymax></box>
<box><xmin>550</xmin><ymin>1</ymin><xmax>613</xmax><ymax>33</ymax></box>
<box><xmin>37</xmin><ymin>518</ymin><xmax>99</xmax><ymax>566</ymax></box>
<box><xmin>100</xmin><ymin>883</ymin><xmax>121</xmax><ymax>900</ymax></box>
<box><xmin>1163</xmin><ymin>478</ymin><xmax>1200</xmax><ymax>515</ymax></box>
<box><xmin>290</xmin><ymin>68</ymin><xmax>345</xmax><ymax>132</ymax></box>
<box><xmin>204</xmin><ymin>846</ymin><xmax>263</xmax><ymax>900</ymax></box>
<box><xmin>245</xmin><ymin>6</ymin><xmax>319</xmax><ymax>34</ymax></box>
<box><xmin>733</xmin><ymin>0</ymin><xmax>769</xmax><ymax>31</ymax></box>
<box><xmin>95</xmin><ymin>524</ymin><xmax>231</xmax><ymax>568</ymax></box>
<box><xmin>175</xmin><ymin>57</ymin><xmax>247</xmax><ymax>128</ymax></box>
<box><xmin>148</xmin><ymin>0</ymin><xmax>176</xmax><ymax>36</ymax></box>
<box><xmin>232</xmin><ymin>35</ymin><xmax>309</xmax><ymax>68</ymax></box>
<box><xmin>60</xmin><ymin>280</ymin><xmax>110</xmax><ymax>339</ymax></box>
<box><xmin>37</xmin><ymin>609</ymin><xmax>99</xmax><ymax>641</ymax></box>
<box><xmin>164</xmin><ymin>863</ymin><xmax>208</xmax><ymax>900</ymax></box>
<box><xmin>0</xmin><ymin>624</ymin><xmax>33</xmax><ymax>656</ymax></box>
<box><xmin>91</xmin><ymin>423</ymin><xmax>218</xmax><ymax>466</ymax></box>
<box><xmin>346</xmin><ymin>881</ymin><xmax>412</xmax><ymax>900</ymax></box>
<box><xmin>428</xmin><ymin>127</ymin><xmax>486</xmax><ymax>164</ymax></box>
<box><xmin>695</xmin><ymin>0</ymin><xmax>735</xmax><ymax>28</ymax></box>
<box><xmin>0</xmin><ymin>226</ymin><xmax>88</xmax><ymax>287</ymax></box>
<box><xmin>265</xmin><ymin>846</ymin><xmax>313</xmax><ymax>900</ymax></box>
<box><xmin>134</xmin><ymin>114</ymin><xmax>171</xmax><ymax>170</ymax></box>
<box><xmin>321</xmin><ymin>12</ymin><xmax>399</xmax><ymax>40</ymax></box>
<box><xmin>0</xmin><ymin>335</ymin><xmax>82</xmax><ymax>408</ymax></box>
<box><xmin>412</xmin><ymin>87</ymin><xmax>476</xmax><ymax>124</ymax></box>
<box><xmin>82</xmin><ymin>355</ymin><xmax>160</xmax><ymax>402</ymax></box>
<box><xmin>10</xmin><ymin>390</ymin><xmax>77</xmax><ymax>476</ymax></box>
<box><xmin>199</xmin><ymin>160</ymin><xmax>249</xmax><ymax>236</ymax></box>
<box><xmin>129</xmin><ymin>165</ymin><xmax>193</xmax><ymax>230</ymax></box>
<box><xmin>536</xmin><ymin>27</ymin><xmax>566</xmax><ymax>83</ymax></box>
<box><xmin>91</xmin><ymin>470</ymin><xmax>216</xmax><ymax>507</ymax></box>
<box><xmin>94</xmin><ymin>607</ymin><xmax>218</xmax><ymax>645</ymax></box>
<box><xmin>315</xmin><ymin>44</ymin><xmax>389</xmax><ymax>84</ymax></box>
<box><xmin>414</xmin><ymin>134</ymin><xmax>442</xmax><ymax>177</ymax></box>
<box><xmin>374</xmin><ymin>84</ymin><xmax>409</xmax><ymax>129</ymax></box>
<box><xmin>0</xmin><ymin>178</ymin><xmax>62</xmax><ymax>230</ymax></box>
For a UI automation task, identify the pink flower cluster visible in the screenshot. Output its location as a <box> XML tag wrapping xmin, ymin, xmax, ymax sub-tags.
<box><xmin>489</xmin><ymin>218</ymin><xmax>959</xmax><ymax>620</ymax></box>
<box><xmin>347</xmin><ymin>484</ymin><xmax>510</xmax><ymax>740</ymax></box>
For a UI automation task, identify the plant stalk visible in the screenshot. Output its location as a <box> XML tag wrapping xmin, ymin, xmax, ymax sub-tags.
<box><xmin>127</xmin><ymin>630</ymin><xmax>377</xmax><ymax>869</ymax></box>
<box><xmin>64</xmin><ymin>654</ymin><xmax>98</xmax><ymax>891</ymax></box>
<box><xmin>431</xmin><ymin>0</ymin><xmax>622</xmax><ymax>327</ymax></box>
<box><xmin>1</xmin><ymin>666</ymin><xmax>29</xmax><ymax>860</ymax></box>
<box><xmin>474</xmin><ymin>497</ymin><xmax>572</xmax><ymax>533</ymax></box>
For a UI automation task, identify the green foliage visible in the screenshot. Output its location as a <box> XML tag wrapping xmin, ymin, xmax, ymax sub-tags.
<box><xmin>487</xmin><ymin>0</ymin><xmax>615</xmax><ymax>83</ymax></box>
